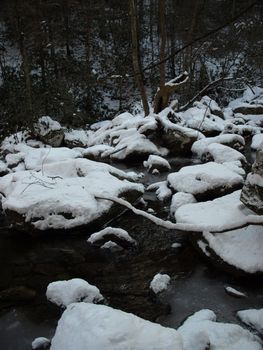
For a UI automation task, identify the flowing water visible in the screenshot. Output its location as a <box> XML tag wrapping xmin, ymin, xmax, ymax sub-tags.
<box><xmin>0</xmin><ymin>157</ymin><xmax>262</xmax><ymax>350</ymax></box>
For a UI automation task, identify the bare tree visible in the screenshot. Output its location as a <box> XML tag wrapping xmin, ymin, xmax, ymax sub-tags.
<box><xmin>129</xmin><ymin>0</ymin><xmax>149</xmax><ymax>116</ymax></box>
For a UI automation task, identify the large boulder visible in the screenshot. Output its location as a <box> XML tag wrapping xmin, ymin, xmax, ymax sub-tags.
<box><xmin>0</xmin><ymin>158</ymin><xmax>143</xmax><ymax>234</ymax></box>
<box><xmin>33</xmin><ymin>116</ymin><xmax>64</xmax><ymax>147</ymax></box>
<box><xmin>240</xmin><ymin>150</ymin><xmax>263</xmax><ymax>214</ymax></box>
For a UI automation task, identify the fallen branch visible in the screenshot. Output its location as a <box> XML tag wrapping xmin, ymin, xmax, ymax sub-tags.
<box><xmin>95</xmin><ymin>195</ymin><xmax>263</xmax><ymax>233</ymax></box>
<box><xmin>179</xmin><ymin>76</ymin><xmax>233</xmax><ymax>111</ymax></box>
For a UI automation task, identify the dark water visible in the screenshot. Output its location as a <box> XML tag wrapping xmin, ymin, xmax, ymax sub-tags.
<box><xmin>0</xmin><ymin>157</ymin><xmax>262</xmax><ymax>350</ymax></box>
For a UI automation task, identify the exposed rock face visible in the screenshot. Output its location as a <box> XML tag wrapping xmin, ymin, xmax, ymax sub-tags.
<box><xmin>33</xmin><ymin>116</ymin><xmax>64</xmax><ymax>147</ymax></box>
<box><xmin>160</xmin><ymin>128</ymin><xmax>199</xmax><ymax>155</ymax></box>
<box><xmin>240</xmin><ymin>150</ymin><xmax>263</xmax><ymax>214</ymax></box>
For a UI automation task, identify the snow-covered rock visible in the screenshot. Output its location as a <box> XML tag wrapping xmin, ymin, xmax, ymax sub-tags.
<box><xmin>0</xmin><ymin>158</ymin><xmax>143</xmax><ymax>232</ymax></box>
<box><xmin>167</xmin><ymin>162</ymin><xmax>243</xmax><ymax>200</ymax></box>
<box><xmin>237</xmin><ymin>309</ymin><xmax>263</xmax><ymax>335</ymax></box>
<box><xmin>251</xmin><ymin>133</ymin><xmax>263</xmax><ymax>150</ymax></box>
<box><xmin>200</xmin><ymin>225</ymin><xmax>263</xmax><ymax>274</ymax></box>
<box><xmin>224</xmin><ymin>286</ymin><xmax>247</xmax><ymax>298</ymax></box>
<box><xmin>178</xmin><ymin>309</ymin><xmax>261</xmax><ymax>350</ymax></box>
<box><xmin>241</xmin><ymin>150</ymin><xmax>263</xmax><ymax>214</ymax></box>
<box><xmin>143</xmin><ymin>155</ymin><xmax>171</xmax><ymax>172</ymax></box>
<box><xmin>191</xmin><ymin>134</ymin><xmax>245</xmax><ymax>160</ymax></box>
<box><xmin>87</xmin><ymin>227</ymin><xmax>136</xmax><ymax>248</ymax></box>
<box><xmin>0</xmin><ymin>160</ymin><xmax>8</xmax><ymax>176</ymax></box>
<box><xmin>170</xmin><ymin>192</ymin><xmax>196</xmax><ymax>216</ymax></box>
<box><xmin>181</xmin><ymin>103</ymin><xmax>226</xmax><ymax>136</ymax></box>
<box><xmin>50</xmin><ymin>303</ymin><xmax>183</xmax><ymax>350</ymax></box>
<box><xmin>150</xmin><ymin>273</ymin><xmax>171</xmax><ymax>294</ymax></box>
<box><xmin>46</xmin><ymin>278</ymin><xmax>103</xmax><ymax>308</ymax></box>
<box><xmin>175</xmin><ymin>190</ymin><xmax>263</xmax><ymax>232</ymax></box>
<box><xmin>64</xmin><ymin>129</ymin><xmax>91</xmax><ymax>148</ymax></box>
<box><xmin>33</xmin><ymin>116</ymin><xmax>64</xmax><ymax>147</ymax></box>
<box><xmin>31</xmin><ymin>337</ymin><xmax>51</xmax><ymax>350</ymax></box>
<box><xmin>147</xmin><ymin>181</ymin><xmax>172</xmax><ymax>201</ymax></box>
<box><xmin>157</xmin><ymin>108</ymin><xmax>203</xmax><ymax>155</ymax></box>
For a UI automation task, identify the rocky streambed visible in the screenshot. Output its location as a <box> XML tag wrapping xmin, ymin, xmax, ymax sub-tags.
<box><xmin>0</xmin><ymin>158</ymin><xmax>263</xmax><ymax>350</ymax></box>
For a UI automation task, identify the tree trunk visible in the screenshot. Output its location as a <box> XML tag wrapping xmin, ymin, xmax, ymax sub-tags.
<box><xmin>129</xmin><ymin>0</ymin><xmax>149</xmax><ymax>116</ymax></box>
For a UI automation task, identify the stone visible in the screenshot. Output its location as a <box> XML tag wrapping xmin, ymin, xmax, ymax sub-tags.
<box><xmin>240</xmin><ymin>150</ymin><xmax>263</xmax><ymax>214</ymax></box>
<box><xmin>33</xmin><ymin>116</ymin><xmax>64</xmax><ymax>147</ymax></box>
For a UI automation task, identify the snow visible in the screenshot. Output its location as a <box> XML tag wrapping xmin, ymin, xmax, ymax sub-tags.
<box><xmin>203</xmin><ymin>225</ymin><xmax>263</xmax><ymax>273</ymax></box>
<box><xmin>205</xmin><ymin>143</ymin><xmax>246</xmax><ymax>163</ymax></box>
<box><xmin>23</xmin><ymin>147</ymin><xmax>82</xmax><ymax>171</ymax></box>
<box><xmin>50</xmin><ymin>303</ymin><xmax>183</xmax><ymax>350</ymax></box>
<box><xmin>157</xmin><ymin>108</ymin><xmax>203</xmax><ymax>139</ymax></box>
<box><xmin>82</xmin><ymin>144</ymin><xmax>113</xmax><ymax>159</ymax></box>
<box><xmin>104</xmin><ymin>128</ymin><xmax>167</xmax><ymax>160</ymax></box>
<box><xmin>100</xmin><ymin>240</ymin><xmax>122</xmax><ymax>250</ymax></box>
<box><xmin>178</xmin><ymin>309</ymin><xmax>261</xmax><ymax>350</ymax></box>
<box><xmin>237</xmin><ymin>309</ymin><xmax>263</xmax><ymax>335</ymax></box>
<box><xmin>147</xmin><ymin>181</ymin><xmax>172</xmax><ymax>201</ymax></box>
<box><xmin>46</xmin><ymin>278</ymin><xmax>103</xmax><ymax>308</ymax></box>
<box><xmin>181</xmin><ymin>105</ymin><xmax>226</xmax><ymax>133</ymax></box>
<box><xmin>170</xmin><ymin>192</ymin><xmax>196</xmax><ymax>216</ymax></box>
<box><xmin>150</xmin><ymin>273</ymin><xmax>171</xmax><ymax>294</ymax></box>
<box><xmin>225</xmin><ymin>286</ymin><xmax>247</xmax><ymax>298</ymax></box>
<box><xmin>192</xmin><ymin>136</ymin><xmax>246</xmax><ymax>164</ymax></box>
<box><xmin>171</xmin><ymin>242</ymin><xmax>182</xmax><ymax>248</ymax></box>
<box><xmin>167</xmin><ymin>162</ymin><xmax>243</xmax><ymax>196</ymax></box>
<box><xmin>228</xmin><ymin>87</ymin><xmax>263</xmax><ymax>110</ymax></box>
<box><xmin>143</xmin><ymin>155</ymin><xmax>171</xmax><ymax>171</ymax></box>
<box><xmin>0</xmin><ymin>158</ymin><xmax>143</xmax><ymax>230</ymax></box>
<box><xmin>31</xmin><ymin>337</ymin><xmax>51</xmax><ymax>350</ymax></box>
<box><xmin>0</xmin><ymin>160</ymin><xmax>8</xmax><ymax>174</ymax></box>
<box><xmin>34</xmin><ymin>116</ymin><xmax>62</xmax><ymax>136</ymax></box>
<box><xmin>87</xmin><ymin>227</ymin><xmax>136</xmax><ymax>245</ymax></box>
<box><xmin>64</xmin><ymin>129</ymin><xmax>91</xmax><ymax>147</ymax></box>
<box><xmin>191</xmin><ymin>134</ymin><xmax>245</xmax><ymax>156</ymax></box>
<box><xmin>175</xmin><ymin>191</ymin><xmax>263</xmax><ymax>232</ymax></box>
<box><xmin>251</xmin><ymin>133</ymin><xmax>263</xmax><ymax>150</ymax></box>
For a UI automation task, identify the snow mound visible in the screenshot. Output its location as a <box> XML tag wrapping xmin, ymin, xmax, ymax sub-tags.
<box><xmin>46</xmin><ymin>278</ymin><xmax>103</xmax><ymax>308</ymax></box>
<box><xmin>170</xmin><ymin>192</ymin><xmax>196</xmax><ymax>216</ymax></box>
<box><xmin>34</xmin><ymin>116</ymin><xmax>62</xmax><ymax>136</ymax></box>
<box><xmin>87</xmin><ymin>227</ymin><xmax>136</xmax><ymax>245</ymax></box>
<box><xmin>237</xmin><ymin>309</ymin><xmax>263</xmax><ymax>335</ymax></box>
<box><xmin>50</xmin><ymin>303</ymin><xmax>183</xmax><ymax>350</ymax></box>
<box><xmin>175</xmin><ymin>191</ymin><xmax>263</xmax><ymax>232</ymax></box>
<box><xmin>0</xmin><ymin>158</ymin><xmax>143</xmax><ymax>231</ymax></box>
<box><xmin>143</xmin><ymin>155</ymin><xmax>171</xmax><ymax>172</ymax></box>
<box><xmin>251</xmin><ymin>134</ymin><xmax>263</xmax><ymax>150</ymax></box>
<box><xmin>31</xmin><ymin>337</ymin><xmax>51</xmax><ymax>350</ymax></box>
<box><xmin>191</xmin><ymin>134</ymin><xmax>245</xmax><ymax>157</ymax></box>
<box><xmin>203</xmin><ymin>225</ymin><xmax>263</xmax><ymax>273</ymax></box>
<box><xmin>147</xmin><ymin>181</ymin><xmax>172</xmax><ymax>201</ymax></box>
<box><xmin>224</xmin><ymin>286</ymin><xmax>247</xmax><ymax>298</ymax></box>
<box><xmin>167</xmin><ymin>162</ymin><xmax>243</xmax><ymax>197</ymax></box>
<box><xmin>178</xmin><ymin>309</ymin><xmax>261</xmax><ymax>350</ymax></box>
<box><xmin>150</xmin><ymin>273</ymin><xmax>171</xmax><ymax>294</ymax></box>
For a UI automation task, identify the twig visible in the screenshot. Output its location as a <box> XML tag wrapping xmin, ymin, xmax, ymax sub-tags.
<box><xmin>179</xmin><ymin>76</ymin><xmax>233</xmax><ymax>111</ymax></box>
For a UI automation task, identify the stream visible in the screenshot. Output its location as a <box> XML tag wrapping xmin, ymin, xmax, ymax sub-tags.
<box><xmin>0</xmin><ymin>156</ymin><xmax>262</xmax><ymax>350</ymax></box>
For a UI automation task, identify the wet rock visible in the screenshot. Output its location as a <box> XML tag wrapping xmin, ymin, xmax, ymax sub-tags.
<box><xmin>0</xmin><ymin>286</ymin><xmax>36</xmax><ymax>309</ymax></box>
<box><xmin>233</xmin><ymin>104</ymin><xmax>263</xmax><ymax>115</ymax></box>
<box><xmin>159</xmin><ymin>128</ymin><xmax>198</xmax><ymax>155</ymax></box>
<box><xmin>240</xmin><ymin>150</ymin><xmax>263</xmax><ymax>214</ymax></box>
<box><xmin>33</xmin><ymin>116</ymin><xmax>64</xmax><ymax>147</ymax></box>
